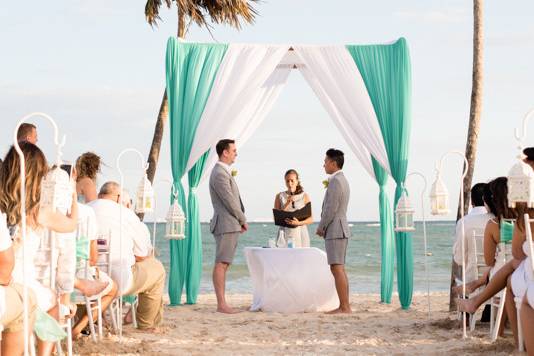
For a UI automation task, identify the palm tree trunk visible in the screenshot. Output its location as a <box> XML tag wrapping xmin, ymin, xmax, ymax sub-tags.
<box><xmin>449</xmin><ymin>0</ymin><xmax>484</xmax><ymax>311</ymax></box>
<box><xmin>140</xmin><ymin>9</ymin><xmax>185</xmax><ymax>220</ymax></box>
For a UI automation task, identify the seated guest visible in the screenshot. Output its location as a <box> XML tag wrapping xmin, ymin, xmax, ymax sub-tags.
<box><xmin>454</xmin><ymin>178</ymin><xmax>516</xmax><ymax>295</ymax></box>
<box><xmin>273</xmin><ymin>169</ymin><xmax>313</xmax><ymax>247</ymax></box>
<box><xmin>16</xmin><ymin>123</ymin><xmax>38</xmax><ymax>144</ymax></box>
<box><xmin>483</xmin><ymin>178</ymin><xmax>517</xmax><ymax>273</ymax></box>
<box><xmin>71</xmin><ymin>202</ymin><xmax>117</xmax><ymax>338</ymax></box>
<box><xmin>76</xmin><ymin>152</ymin><xmax>102</xmax><ymax>204</ymax></box>
<box><xmin>89</xmin><ymin>182</ymin><xmax>165</xmax><ymax>329</ymax></box>
<box><xmin>0</xmin><ymin>143</ymin><xmax>78</xmax><ymax>355</ymax></box>
<box><xmin>458</xmin><ymin>203</ymin><xmax>529</xmax><ymax>347</ymax></box>
<box><xmin>453</xmin><ymin>182</ymin><xmax>492</xmax><ymax>285</ymax></box>
<box><xmin>0</xmin><ymin>212</ymin><xmax>36</xmax><ymax>355</ymax></box>
<box><xmin>508</xmin><ymin>205</ymin><xmax>534</xmax><ymax>347</ymax></box>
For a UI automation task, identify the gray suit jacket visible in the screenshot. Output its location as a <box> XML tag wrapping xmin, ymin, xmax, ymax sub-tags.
<box><xmin>209</xmin><ymin>163</ymin><xmax>246</xmax><ymax>235</ymax></box>
<box><xmin>318</xmin><ymin>171</ymin><xmax>351</xmax><ymax>239</ymax></box>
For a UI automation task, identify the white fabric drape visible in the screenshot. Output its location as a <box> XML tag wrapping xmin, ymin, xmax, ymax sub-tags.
<box><xmin>199</xmin><ymin>67</ymin><xmax>291</xmax><ymax>181</ymax></box>
<box><xmin>185</xmin><ymin>43</ymin><xmax>390</xmax><ymax>180</ymax></box>
<box><xmin>293</xmin><ymin>45</ymin><xmax>390</xmax><ymax>176</ymax></box>
<box><xmin>186</xmin><ymin>44</ymin><xmax>291</xmax><ymax>175</ymax></box>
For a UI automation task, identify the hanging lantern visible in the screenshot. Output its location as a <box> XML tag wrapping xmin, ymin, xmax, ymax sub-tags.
<box><xmin>40</xmin><ymin>167</ymin><xmax>72</xmax><ymax>212</ymax></box>
<box><xmin>429</xmin><ymin>172</ymin><xmax>449</xmax><ymax>215</ymax></box>
<box><xmin>134</xmin><ymin>174</ymin><xmax>154</xmax><ymax>214</ymax></box>
<box><xmin>395</xmin><ymin>191</ymin><xmax>416</xmax><ymax>232</ymax></box>
<box><xmin>165</xmin><ymin>200</ymin><xmax>186</xmax><ymax>240</ymax></box>
<box><xmin>507</xmin><ymin>153</ymin><xmax>534</xmax><ymax>208</ymax></box>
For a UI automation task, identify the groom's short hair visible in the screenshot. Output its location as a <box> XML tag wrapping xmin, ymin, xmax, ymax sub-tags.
<box><xmin>216</xmin><ymin>139</ymin><xmax>235</xmax><ymax>157</ymax></box>
<box><xmin>326</xmin><ymin>148</ymin><xmax>344</xmax><ymax>169</ymax></box>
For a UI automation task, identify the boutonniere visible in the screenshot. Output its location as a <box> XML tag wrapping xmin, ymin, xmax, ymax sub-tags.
<box><xmin>231</xmin><ymin>169</ymin><xmax>238</xmax><ymax>177</ymax></box>
<box><xmin>322</xmin><ymin>179</ymin><xmax>329</xmax><ymax>189</ymax></box>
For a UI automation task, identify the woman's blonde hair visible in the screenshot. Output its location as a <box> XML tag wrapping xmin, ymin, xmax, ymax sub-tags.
<box><xmin>0</xmin><ymin>142</ymin><xmax>48</xmax><ymax>228</ymax></box>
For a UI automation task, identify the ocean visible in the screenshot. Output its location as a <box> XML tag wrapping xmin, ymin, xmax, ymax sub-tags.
<box><xmin>149</xmin><ymin>221</ymin><xmax>456</xmax><ymax>295</ymax></box>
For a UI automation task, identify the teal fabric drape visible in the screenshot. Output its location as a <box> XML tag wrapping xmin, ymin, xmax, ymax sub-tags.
<box><xmin>347</xmin><ymin>38</ymin><xmax>412</xmax><ymax>309</ymax></box>
<box><xmin>371</xmin><ymin>158</ymin><xmax>395</xmax><ymax>303</ymax></box>
<box><xmin>166</xmin><ymin>38</ymin><xmax>228</xmax><ymax>305</ymax></box>
<box><xmin>185</xmin><ymin>152</ymin><xmax>210</xmax><ymax>304</ymax></box>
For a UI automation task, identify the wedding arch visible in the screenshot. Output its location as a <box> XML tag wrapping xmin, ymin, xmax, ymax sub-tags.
<box><xmin>164</xmin><ymin>37</ymin><xmax>413</xmax><ymax>309</ymax></box>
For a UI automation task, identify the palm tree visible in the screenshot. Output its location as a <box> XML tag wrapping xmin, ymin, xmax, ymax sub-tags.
<box><xmin>450</xmin><ymin>0</ymin><xmax>484</xmax><ymax>310</ymax></box>
<box><xmin>143</xmin><ymin>0</ymin><xmax>258</xmax><ymax>188</ymax></box>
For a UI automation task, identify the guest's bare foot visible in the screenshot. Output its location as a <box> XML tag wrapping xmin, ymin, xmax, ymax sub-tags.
<box><xmin>216</xmin><ymin>305</ymin><xmax>240</xmax><ymax>314</ymax></box>
<box><xmin>456</xmin><ymin>297</ymin><xmax>477</xmax><ymax>314</ymax></box>
<box><xmin>325</xmin><ymin>307</ymin><xmax>352</xmax><ymax>314</ymax></box>
<box><xmin>77</xmin><ymin>279</ymin><xmax>109</xmax><ymax>297</ymax></box>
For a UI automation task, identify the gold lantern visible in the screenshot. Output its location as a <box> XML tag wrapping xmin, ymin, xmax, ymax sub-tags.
<box><xmin>134</xmin><ymin>174</ymin><xmax>154</xmax><ymax>214</ymax></box>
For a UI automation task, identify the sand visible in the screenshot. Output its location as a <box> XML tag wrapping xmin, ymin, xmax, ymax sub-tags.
<box><xmin>72</xmin><ymin>292</ymin><xmax>517</xmax><ymax>355</ymax></box>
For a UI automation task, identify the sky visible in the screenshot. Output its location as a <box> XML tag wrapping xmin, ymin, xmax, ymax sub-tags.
<box><xmin>1</xmin><ymin>1</ymin><xmax>534</xmax><ymax>222</ymax></box>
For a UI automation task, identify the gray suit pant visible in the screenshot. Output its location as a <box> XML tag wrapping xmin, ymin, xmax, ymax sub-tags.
<box><xmin>214</xmin><ymin>232</ymin><xmax>240</xmax><ymax>264</ymax></box>
<box><xmin>325</xmin><ymin>238</ymin><xmax>348</xmax><ymax>265</ymax></box>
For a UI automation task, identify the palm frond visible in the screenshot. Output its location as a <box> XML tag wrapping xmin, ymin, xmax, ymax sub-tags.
<box><xmin>145</xmin><ymin>0</ymin><xmax>259</xmax><ymax>30</ymax></box>
<box><xmin>145</xmin><ymin>0</ymin><xmax>173</xmax><ymax>27</ymax></box>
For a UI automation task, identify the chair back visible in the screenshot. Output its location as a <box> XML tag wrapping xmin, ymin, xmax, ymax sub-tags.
<box><xmin>96</xmin><ymin>230</ymin><xmax>113</xmax><ymax>276</ymax></box>
<box><xmin>471</xmin><ymin>229</ymin><xmax>488</xmax><ymax>279</ymax></box>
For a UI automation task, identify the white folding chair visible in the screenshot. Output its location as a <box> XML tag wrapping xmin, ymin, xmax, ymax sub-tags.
<box><xmin>468</xmin><ymin>229</ymin><xmax>491</xmax><ymax>331</ymax></box>
<box><xmin>34</xmin><ymin>230</ymin><xmax>73</xmax><ymax>356</ymax></box>
<box><xmin>489</xmin><ymin>241</ymin><xmax>512</xmax><ymax>340</ymax></box>
<box><xmin>96</xmin><ymin>232</ymin><xmax>119</xmax><ymax>335</ymax></box>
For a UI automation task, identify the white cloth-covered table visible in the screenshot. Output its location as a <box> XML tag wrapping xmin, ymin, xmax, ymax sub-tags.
<box><xmin>244</xmin><ymin>247</ymin><xmax>338</xmax><ymax>313</ymax></box>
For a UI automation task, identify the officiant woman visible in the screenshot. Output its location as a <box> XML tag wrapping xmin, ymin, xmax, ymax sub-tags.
<box><xmin>273</xmin><ymin>169</ymin><xmax>313</xmax><ymax>247</ymax></box>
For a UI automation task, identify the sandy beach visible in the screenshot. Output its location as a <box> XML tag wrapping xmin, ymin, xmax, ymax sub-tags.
<box><xmin>73</xmin><ymin>292</ymin><xmax>516</xmax><ymax>355</ymax></box>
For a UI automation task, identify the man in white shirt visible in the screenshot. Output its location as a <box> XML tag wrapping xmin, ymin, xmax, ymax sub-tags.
<box><xmin>89</xmin><ymin>182</ymin><xmax>165</xmax><ymax>329</ymax></box>
<box><xmin>453</xmin><ymin>183</ymin><xmax>493</xmax><ymax>284</ymax></box>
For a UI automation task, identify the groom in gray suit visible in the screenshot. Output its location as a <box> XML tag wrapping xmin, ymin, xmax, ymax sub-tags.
<box><xmin>316</xmin><ymin>148</ymin><xmax>352</xmax><ymax>314</ymax></box>
<box><xmin>209</xmin><ymin>139</ymin><xmax>248</xmax><ymax>313</ymax></box>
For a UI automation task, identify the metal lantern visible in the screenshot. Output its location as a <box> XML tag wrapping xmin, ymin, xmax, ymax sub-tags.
<box><xmin>395</xmin><ymin>191</ymin><xmax>415</xmax><ymax>232</ymax></box>
<box><xmin>134</xmin><ymin>174</ymin><xmax>154</xmax><ymax>214</ymax></box>
<box><xmin>429</xmin><ymin>173</ymin><xmax>449</xmax><ymax>215</ymax></box>
<box><xmin>165</xmin><ymin>200</ymin><xmax>186</xmax><ymax>240</ymax></box>
<box><xmin>507</xmin><ymin>155</ymin><xmax>534</xmax><ymax>208</ymax></box>
<box><xmin>40</xmin><ymin>166</ymin><xmax>72</xmax><ymax>212</ymax></box>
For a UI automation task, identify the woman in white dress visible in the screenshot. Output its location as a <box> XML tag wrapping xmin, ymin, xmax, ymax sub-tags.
<box><xmin>0</xmin><ymin>142</ymin><xmax>78</xmax><ymax>355</ymax></box>
<box><xmin>273</xmin><ymin>169</ymin><xmax>313</xmax><ymax>248</ymax></box>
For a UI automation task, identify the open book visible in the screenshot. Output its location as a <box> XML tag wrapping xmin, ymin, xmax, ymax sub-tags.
<box><xmin>272</xmin><ymin>202</ymin><xmax>312</xmax><ymax>228</ymax></box>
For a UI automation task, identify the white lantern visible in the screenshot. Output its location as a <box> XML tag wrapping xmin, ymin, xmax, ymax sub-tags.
<box><xmin>429</xmin><ymin>173</ymin><xmax>449</xmax><ymax>215</ymax></box>
<box><xmin>165</xmin><ymin>200</ymin><xmax>186</xmax><ymax>240</ymax></box>
<box><xmin>395</xmin><ymin>191</ymin><xmax>416</xmax><ymax>232</ymax></box>
<box><xmin>134</xmin><ymin>174</ymin><xmax>154</xmax><ymax>214</ymax></box>
<box><xmin>507</xmin><ymin>155</ymin><xmax>534</xmax><ymax>208</ymax></box>
<box><xmin>40</xmin><ymin>167</ymin><xmax>72</xmax><ymax>212</ymax></box>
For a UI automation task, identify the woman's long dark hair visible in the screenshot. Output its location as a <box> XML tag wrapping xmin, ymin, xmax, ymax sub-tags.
<box><xmin>285</xmin><ymin>169</ymin><xmax>304</xmax><ymax>195</ymax></box>
<box><xmin>483</xmin><ymin>177</ymin><xmax>517</xmax><ymax>223</ymax></box>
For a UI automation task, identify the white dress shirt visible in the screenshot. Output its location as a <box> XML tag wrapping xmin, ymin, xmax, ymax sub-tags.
<box><xmin>453</xmin><ymin>206</ymin><xmax>493</xmax><ymax>283</ymax></box>
<box><xmin>328</xmin><ymin>169</ymin><xmax>343</xmax><ymax>181</ymax></box>
<box><xmin>217</xmin><ymin>161</ymin><xmax>232</xmax><ymax>175</ymax></box>
<box><xmin>88</xmin><ymin>199</ymin><xmax>152</xmax><ymax>294</ymax></box>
